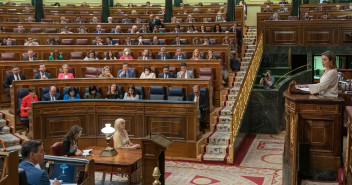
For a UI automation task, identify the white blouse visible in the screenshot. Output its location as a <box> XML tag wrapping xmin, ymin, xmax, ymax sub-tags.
<box><xmin>309</xmin><ymin>69</ymin><xmax>338</xmax><ymax>97</ymax></box>
<box><xmin>140</xmin><ymin>72</ymin><xmax>156</xmax><ymax>79</ymax></box>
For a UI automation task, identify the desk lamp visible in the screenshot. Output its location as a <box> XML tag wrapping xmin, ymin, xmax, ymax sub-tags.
<box><xmin>100</xmin><ymin>123</ymin><xmax>118</xmax><ymax>157</ymax></box>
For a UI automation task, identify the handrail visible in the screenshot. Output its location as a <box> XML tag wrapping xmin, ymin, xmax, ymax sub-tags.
<box><xmin>227</xmin><ymin>34</ymin><xmax>263</xmax><ymax>163</ymax></box>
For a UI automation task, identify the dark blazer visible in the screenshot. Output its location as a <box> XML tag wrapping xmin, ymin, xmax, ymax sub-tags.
<box><xmin>22</xmin><ymin>57</ymin><xmax>38</xmax><ymax>61</ymax></box>
<box><xmin>188</xmin><ymin>92</ymin><xmax>209</xmax><ymax>122</ymax></box>
<box><xmin>149</xmin><ymin>19</ymin><xmax>163</xmax><ymax>32</ymax></box>
<box><xmin>3</xmin><ymin>42</ymin><xmax>16</xmax><ymax>46</ymax></box>
<box><xmin>117</xmin><ymin>69</ymin><xmax>136</xmax><ymax>78</ymax></box>
<box><xmin>63</xmin><ymin>140</ymin><xmax>77</xmax><ymax>156</ymax></box>
<box><xmin>228</xmin><ymin>28</ymin><xmax>242</xmax><ymax>41</ymax></box>
<box><xmin>150</xmin><ymin>41</ymin><xmax>164</xmax><ymax>45</ymax></box>
<box><xmin>73</xmin><ymin>21</ymin><xmax>86</xmax><ymax>23</ymax></box>
<box><xmin>19</xmin><ymin>161</ymin><xmax>50</xmax><ymax>185</ymax></box>
<box><xmin>93</xmin><ymin>30</ymin><xmax>106</xmax><ymax>33</ymax></box>
<box><xmin>42</xmin><ymin>93</ymin><xmax>61</xmax><ymax>101</ymax></box>
<box><xmin>123</xmin><ymin>41</ymin><xmax>136</xmax><ymax>45</ymax></box>
<box><xmin>173</xmin><ymin>54</ymin><xmax>187</xmax><ymax>59</ymax></box>
<box><xmin>172</xmin><ymin>41</ymin><xmax>185</xmax><ymax>45</ymax></box>
<box><xmin>14</xmin><ymin>30</ymin><xmax>28</xmax><ymax>33</ymax></box>
<box><xmin>33</xmin><ymin>72</ymin><xmax>51</xmax><ymax>79</ymax></box>
<box><xmin>104</xmin><ymin>40</ymin><xmax>118</xmax><ymax>45</ymax></box>
<box><xmin>158</xmin><ymin>72</ymin><xmax>175</xmax><ymax>78</ymax></box>
<box><xmin>3</xmin><ymin>73</ymin><xmax>25</xmax><ymax>88</ymax></box>
<box><xmin>156</xmin><ymin>54</ymin><xmax>172</xmax><ymax>59</ymax></box>
<box><xmin>137</xmin><ymin>28</ymin><xmax>151</xmax><ymax>33</ymax></box>
<box><xmin>110</xmin><ymin>30</ymin><xmax>123</xmax><ymax>33</ymax></box>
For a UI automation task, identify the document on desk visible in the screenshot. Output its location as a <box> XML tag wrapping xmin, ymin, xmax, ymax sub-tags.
<box><xmin>296</xmin><ymin>87</ymin><xmax>310</xmax><ymax>92</ymax></box>
<box><xmin>82</xmin><ymin>149</ymin><xmax>92</xmax><ymax>156</ymax></box>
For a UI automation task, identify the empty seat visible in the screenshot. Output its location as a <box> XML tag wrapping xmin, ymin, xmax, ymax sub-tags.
<box><xmin>76</xmin><ymin>39</ymin><xmax>89</xmax><ymax>45</ymax></box>
<box><xmin>167</xmin><ymin>87</ymin><xmax>185</xmax><ymax>101</ymax></box>
<box><xmin>7</xmin><ymin>17</ymin><xmax>19</xmax><ymax>22</ymax></box>
<box><xmin>82</xmin><ymin>67</ymin><xmax>102</xmax><ymax>78</ymax></box>
<box><xmin>21</xmin><ymin>3</ymin><xmax>31</xmax><ymax>6</ymax></box>
<box><xmin>45</xmin><ymin>28</ymin><xmax>57</xmax><ymax>33</ymax></box>
<box><xmin>152</xmin><ymin>4</ymin><xmax>161</xmax><ymax>7</ymax></box>
<box><xmin>70</xmin><ymin>52</ymin><xmax>85</xmax><ymax>60</ymax></box>
<box><xmin>288</xmin><ymin>16</ymin><xmax>298</xmax><ymax>20</ymax></box>
<box><xmin>1</xmin><ymin>53</ymin><xmax>18</xmax><ymax>61</ymax></box>
<box><xmin>135</xmin><ymin>86</ymin><xmax>144</xmax><ymax>99</ymax></box>
<box><xmin>80</xmin><ymin>11</ymin><xmax>89</xmax><ymax>14</ymax></box>
<box><xmin>65</xmin><ymin>10</ymin><xmax>75</xmax><ymax>14</ymax></box>
<box><xmin>337</xmin><ymin>15</ymin><xmax>348</xmax><ymax>19</ymax></box>
<box><xmin>61</xmin><ymin>39</ymin><xmax>74</xmax><ymax>45</ymax></box>
<box><xmin>199</xmin><ymin>68</ymin><xmax>214</xmax><ymax>83</ymax></box>
<box><xmin>50</xmin><ymin>142</ymin><xmax>64</xmax><ymax>156</ymax></box>
<box><xmin>149</xmin><ymin>86</ymin><xmax>165</xmax><ymax>100</ymax></box>
<box><xmin>7</xmin><ymin>9</ymin><xmax>17</xmax><ymax>13</ymax></box>
<box><xmin>209</xmin><ymin>39</ymin><xmax>217</xmax><ymax>45</ymax></box>
<box><xmin>41</xmin><ymin>18</ymin><xmax>52</xmax><ymax>23</ymax></box>
<box><xmin>66</xmin><ymin>4</ymin><xmax>76</xmax><ymax>6</ymax></box>
<box><xmin>30</xmin><ymin>28</ymin><xmax>42</xmax><ymax>33</ymax></box>
<box><xmin>62</xmin><ymin>86</ymin><xmax>79</xmax><ymax>96</ymax></box>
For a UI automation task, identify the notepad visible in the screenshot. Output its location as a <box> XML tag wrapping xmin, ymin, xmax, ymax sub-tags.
<box><xmin>296</xmin><ymin>87</ymin><xmax>310</xmax><ymax>92</ymax></box>
<box><xmin>82</xmin><ymin>149</ymin><xmax>92</xmax><ymax>156</ymax></box>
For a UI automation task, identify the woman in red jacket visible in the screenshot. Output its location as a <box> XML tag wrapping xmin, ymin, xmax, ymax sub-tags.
<box><xmin>20</xmin><ymin>86</ymin><xmax>38</xmax><ymax>118</ymax></box>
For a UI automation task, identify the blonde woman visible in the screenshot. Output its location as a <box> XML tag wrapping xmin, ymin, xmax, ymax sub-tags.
<box><xmin>98</xmin><ymin>66</ymin><xmax>114</xmax><ymax>78</ymax></box>
<box><xmin>191</xmin><ymin>49</ymin><xmax>201</xmax><ymax>60</ymax></box>
<box><xmin>58</xmin><ymin>64</ymin><xmax>74</xmax><ymax>79</ymax></box>
<box><xmin>171</xmin><ymin>16</ymin><xmax>179</xmax><ymax>23</ymax></box>
<box><xmin>120</xmin><ymin>48</ymin><xmax>133</xmax><ymax>60</ymax></box>
<box><xmin>112</xmin><ymin>118</ymin><xmax>140</xmax><ymax>149</ymax></box>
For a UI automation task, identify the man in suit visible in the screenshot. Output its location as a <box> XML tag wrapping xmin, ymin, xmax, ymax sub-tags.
<box><xmin>137</xmin><ymin>24</ymin><xmax>150</xmax><ymax>33</ymax></box>
<box><xmin>156</xmin><ymin>47</ymin><xmax>171</xmax><ymax>60</ymax></box>
<box><xmin>158</xmin><ymin>65</ymin><xmax>174</xmax><ymax>78</ymax></box>
<box><xmin>173</xmin><ymin>47</ymin><xmax>187</xmax><ymax>60</ymax></box>
<box><xmin>104</xmin><ymin>36</ymin><xmax>118</xmax><ymax>46</ymax></box>
<box><xmin>123</xmin><ymin>35</ymin><xmax>135</xmax><ymax>45</ymax></box>
<box><xmin>73</xmin><ymin>15</ymin><xmax>85</xmax><ymax>23</ymax></box>
<box><xmin>149</xmin><ymin>14</ymin><xmax>163</xmax><ymax>32</ymax></box>
<box><xmin>3</xmin><ymin>64</ymin><xmax>25</xmax><ymax>97</ymax></box>
<box><xmin>127</xmin><ymin>25</ymin><xmax>138</xmax><ymax>33</ymax></box>
<box><xmin>3</xmin><ymin>36</ymin><xmax>16</xmax><ymax>46</ymax></box>
<box><xmin>93</xmin><ymin>25</ymin><xmax>105</xmax><ymax>34</ymax></box>
<box><xmin>14</xmin><ymin>25</ymin><xmax>28</xmax><ymax>33</ymax></box>
<box><xmin>188</xmin><ymin>85</ymin><xmax>209</xmax><ymax>131</ymax></box>
<box><xmin>228</xmin><ymin>22</ymin><xmax>242</xmax><ymax>46</ymax></box>
<box><xmin>42</xmin><ymin>86</ymin><xmax>61</xmax><ymax>101</ymax></box>
<box><xmin>22</xmin><ymin>49</ymin><xmax>38</xmax><ymax>61</ymax></box>
<box><xmin>138</xmin><ymin>49</ymin><xmax>152</xmax><ymax>60</ymax></box>
<box><xmin>117</xmin><ymin>62</ymin><xmax>136</xmax><ymax>78</ymax></box>
<box><xmin>19</xmin><ymin>140</ymin><xmax>61</xmax><ymax>185</ymax></box>
<box><xmin>111</xmin><ymin>25</ymin><xmax>123</xmax><ymax>33</ymax></box>
<box><xmin>177</xmin><ymin>62</ymin><xmax>194</xmax><ymax>79</ymax></box>
<box><xmin>150</xmin><ymin>36</ymin><xmax>163</xmax><ymax>45</ymax></box>
<box><xmin>172</xmin><ymin>35</ymin><xmax>185</xmax><ymax>45</ymax></box>
<box><xmin>172</xmin><ymin>25</ymin><xmax>182</xmax><ymax>33</ymax></box>
<box><xmin>33</xmin><ymin>64</ymin><xmax>51</xmax><ymax>79</ymax></box>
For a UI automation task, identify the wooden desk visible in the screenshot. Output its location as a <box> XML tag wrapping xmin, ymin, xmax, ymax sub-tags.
<box><xmin>257</xmin><ymin>12</ymin><xmax>291</xmax><ymax>36</ymax></box>
<box><xmin>76</xmin><ymin>146</ymin><xmax>142</xmax><ymax>185</ymax></box>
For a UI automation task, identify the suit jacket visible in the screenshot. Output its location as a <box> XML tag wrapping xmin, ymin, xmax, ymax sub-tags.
<box><xmin>14</xmin><ymin>30</ymin><xmax>28</xmax><ymax>33</ymax></box>
<box><xmin>173</xmin><ymin>55</ymin><xmax>187</xmax><ymax>59</ymax></box>
<box><xmin>93</xmin><ymin>30</ymin><xmax>106</xmax><ymax>33</ymax></box>
<box><xmin>228</xmin><ymin>28</ymin><xmax>242</xmax><ymax>41</ymax></box>
<box><xmin>33</xmin><ymin>72</ymin><xmax>51</xmax><ymax>79</ymax></box>
<box><xmin>172</xmin><ymin>41</ymin><xmax>185</xmax><ymax>45</ymax></box>
<box><xmin>3</xmin><ymin>73</ymin><xmax>25</xmax><ymax>88</ymax></box>
<box><xmin>20</xmin><ymin>94</ymin><xmax>38</xmax><ymax>117</ymax></box>
<box><xmin>42</xmin><ymin>93</ymin><xmax>61</xmax><ymax>101</ymax></box>
<box><xmin>104</xmin><ymin>40</ymin><xmax>118</xmax><ymax>45</ymax></box>
<box><xmin>177</xmin><ymin>71</ymin><xmax>194</xmax><ymax>79</ymax></box>
<box><xmin>19</xmin><ymin>161</ymin><xmax>50</xmax><ymax>185</ymax></box>
<box><xmin>150</xmin><ymin>41</ymin><xmax>164</xmax><ymax>45</ymax></box>
<box><xmin>123</xmin><ymin>41</ymin><xmax>136</xmax><ymax>45</ymax></box>
<box><xmin>22</xmin><ymin>57</ymin><xmax>38</xmax><ymax>61</ymax></box>
<box><xmin>110</xmin><ymin>30</ymin><xmax>123</xmax><ymax>33</ymax></box>
<box><xmin>58</xmin><ymin>73</ymin><xmax>74</xmax><ymax>79</ymax></box>
<box><xmin>117</xmin><ymin>69</ymin><xmax>135</xmax><ymax>78</ymax></box>
<box><xmin>156</xmin><ymin>54</ymin><xmax>172</xmax><ymax>59</ymax></box>
<box><xmin>3</xmin><ymin>42</ymin><xmax>16</xmax><ymax>46</ymax></box>
<box><xmin>187</xmin><ymin>92</ymin><xmax>208</xmax><ymax>110</ymax></box>
<box><xmin>137</xmin><ymin>29</ymin><xmax>151</xmax><ymax>33</ymax></box>
<box><xmin>158</xmin><ymin>72</ymin><xmax>175</xmax><ymax>78</ymax></box>
<box><xmin>149</xmin><ymin>19</ymin><xmax>163</xmax><ymax>31</ymax></box>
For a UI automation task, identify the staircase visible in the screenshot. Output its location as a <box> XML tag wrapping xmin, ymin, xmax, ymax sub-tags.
<box><xmin>201</xmin><ymin>27</ymin><xmax>257</xmax><ymax>163</ymax></box>
<box><xmin>0</xmin><ymin>112</ymin><xmax>21</xmax><ymax>152</ymax></box>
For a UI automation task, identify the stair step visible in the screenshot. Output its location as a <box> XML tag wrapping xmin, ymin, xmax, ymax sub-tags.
<box><xmin>216</xmin><ymin>123</ymin><xmax>231</xmax><ymax>132</ymax></box>
<box><xmin>202</xmin><ymin>154</ymin><xmax>226</xmax><ymax>161</ymax></box>
<box><xmin>220</xmin><ymin>107</ymin><xmax>232</xmax><ymax>116</ymax></box>
<box><xmin>205</xmin><ymin>144</ymin><xmax>228</xmax><ymax>155</ymax></box>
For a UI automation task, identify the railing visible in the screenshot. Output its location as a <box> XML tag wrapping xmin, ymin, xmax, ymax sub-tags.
<box><xmin>227</xmin><ymin>34</ymin><xmax>264</xmax><ymax>163</ymax></box>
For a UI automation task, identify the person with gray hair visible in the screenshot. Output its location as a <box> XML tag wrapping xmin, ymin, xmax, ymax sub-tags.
<box><xmin>188</xmin><ymin>85</ymin><xmax>209</xmax><ymax>132</ymax></box>
<box><xmin>19</xmin><ymin>140</ymin><xmax>62</xmax><ymax>185</ymax></box>
<box><xmin>156</xmin><ymin>47</ymin><xmax>171</xmax><ymax>59</ymax></box>
<box><xmin>269</xmin><ymin>13</ymin><xmax>281</xmax><ymax>21</ymax></box>
<box><xmin>260</xmin><ymin>70</ymin><xmax>275</xmax><ymax>89</ymax></box>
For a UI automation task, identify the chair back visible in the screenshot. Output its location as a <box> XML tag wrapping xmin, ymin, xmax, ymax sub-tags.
<box><xmin>50</xmin><ymin>142</ymin><xmax>64</xmax><ymax>156</ymax></box>
<box><xmin>149</xmin><ymin>86</ymin><xmax>165</xmax><ymax>100</ymax></box>
<box><xmin>135</xmin><ymin>86</ymin><xmax>145</xmax><ymax>99</ymax></box>
<box><xmin>17</xmin><ymin>89</ymin><xmax>29</xmax><ymax>112</ymax></box>
<box><xmin>167</xmin><ymin>87</ymin><xmax>185</xmax><ymax>101</ymax></box>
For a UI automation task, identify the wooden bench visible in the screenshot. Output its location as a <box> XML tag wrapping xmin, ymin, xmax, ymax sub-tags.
<box><xmin>299</xmin><ymin>9</ymin><xmax>352</xmax><ymax>20</ymax></box>
<box><xmin>257</xmin><ymin>12</ymin><xmax>291</xmax><ymax>35</ymax></box>
<box><xmin>260</xmin><ymin>4</ymin><xmax>292</xmax><ymax>12</ymax></box>
<box><xmin>300</xmin><ymin>3</ymin><xmax>351</xmax><ymax>12</ymax></box>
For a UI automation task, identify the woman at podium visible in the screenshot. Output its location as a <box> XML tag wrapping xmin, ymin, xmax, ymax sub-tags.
<box><xmin>63</xmin><ymin>125</ymin><xmax>83</xmax><ymax>156</ymax></box>
<box><xmin>296</xmin><ymin>51</ymin><xmax>338</xmax><ymax>97</ymax></box>
<box><xmin>111</xmin><ymin>118</ymin><xmax>140</xmax><ymax>149</ymax></box>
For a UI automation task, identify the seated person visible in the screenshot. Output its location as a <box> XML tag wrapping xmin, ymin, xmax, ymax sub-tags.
<box><xmin>26</xmin><ymin>16</ymin><xmax>34</xmax><ymax>23</ymax></box>
<box><xmin>136</xmin><ymin>35</ymin><xmax>146</xmax><ymax>45</ymax></box>
<box><xmin>205</xmin><ymin>49</ymin><xmax>217</xmax><ymax>60</ymax></box>
<box><xmin>117</xmin><ymin>62</ymin><xmax>135</xmax><ymax>78</ymax></box>
<box><xmin>127</xmin><ymin>25</ymin><xmax>138</xmax><ymax>33</ymax></box>
<box><xmin>150</xmin><ymin>36</ymin><xmax>163</xmax><ymax>45</ymax></box>
<box><xmin>191</xmin><ymin>49</ymin><xmax>202</xmax><ymax>60</ymax></box>
<box><xmin>158</xmin><ymin>65</ymin><xmax>175</xmax><ymax>78</ymax></box>
<box><xmin>19</xmin><ymin>140</ymin><xmax>62</xmax><ymax>185</ymax></box>
<box><xmin>138</xmin><ymin>49</ymin><xmax>152</xmax><ymax>60</ymax></box>
<box><xmin>14</xmin><ymin>25</ymin><xmax>28</xmax><ymax>33</ymax></box>
<box><xmin>107</xmin><ymin>17</ymin><xmax>113</xmax><ymax>23</ymax></box>
<box><xmin>6</xmin><ymin>0</ymin><xmax>14</xmax><ymax>5</ymax></box>
<box><xmin>94</xmin><ymin>25</ymin><xmax>105</xmax><ymax>34</ymax></box>
<box><xmin>20</xmin><ymin>86</ymin><xmax>38</xmax><ymax>118</ymax></box>
<box><xmin>152</xmin><ymin>25</ymin><xmax>162</xmax><ymax>33</ymax></box>
<box><xmin>173</xmin><ymin>25</ymin><xmax>181</xmax><ymax>33</ymax></box>
<box><xmin>213</xmin><ymin>24</ymin><xmax>223</xmax><ymax>33</ymax></box>
<box><xmin>34</xmin><ymin>63</ymin><xmax>51</xmax><ymax>79</ymax></box>
<box><xmin>263</xmin><ymin>5</ymin><xmax>273</xmax><ymax>12</ymax></box>
<box><xmin>84</xmin><ymin>85</ymin><xmax>102</xmax><ymax>99</ymax></box>
<box><xmin>303</xmin><ymin>12</ymin><xmax>313</xmax><ymax>20</ymax></box>
<box><xmin>104</xmin><ymin>50</ymin><xmax>117</xmax><ymax>60</ymax></box>
<box><xmin>23</xmin><ymin>49</ymin><xmax>38</xmax><ymax>61</ymax></box>
<box><xmin>63</xmin><ymin>87</ymin><xmax>80</xmax><ymax>100</ymax></box>
<box><xmin>279</xmin><ymin>0</ymin><xmax>288</xmax><ymax>4</ymax></box>
<box><xmin>47</xmin><ymin>38</ymin><xmax>59</xmax><ymax>46</ymax></box>
<box><xmin>173</xmin><ymin>47</ymin><xmax>187</xmax><ymax>60</ymax></box>
<box><xmin>81</xmin><ymin>1</ymin><xmax>89</xmax><ymax>7</ymax></box>
<box><xmin>185</xmin><ymin>14</ymin><xmax>195</xmax><ymax>23</ymax></box>
<box><xmin>135</xmin><ymin>16</ymin><xmax>144</xmax><ymax>24</ymax></box>
<box><xmin>99</xmin><ymin>66</ymin><xmax>114</xmax><ymax>78</ymax></box>
<box><xmin>24</xmin><ymin>36</ymin><xmax>39</xmax><ymax>46</ymax></box>
<box><xmin>63</xmin><ymin>125</ymin><xmax>83</xmax><ymax>156</ymax></box>
<box><xmin>215</xmin><ymin>13</ymin><xmax>226</xmax><ymax>23</ymax></box>
<box><xmin>121</xmin><ymin>16</ymin><xmax>132</xmax><ymax>23</ymax></box>
<box><xmin>49</xmin><ymin>50</ymin><xmax>63</xmax><ymax>60</ymax></box>
<box><xmin>172</xmin><ymin>35</ymin><xmax>185</xmax><ymax>45</ymax></box>
<box><xmin>120</xmin><ymin>48</ymin><xmax>133</xmax><ymax>60</ymax></box>
<box><xmin>187</xmin><ymin>85</ymin><xmax>209</xmax><ymax>131</ymax></box>
<box><xmin>58</xmin><ymin>64</ymin><xmax>74</xmax><ymax>79</ymax></box>
<box><xmin>111</xmin><ymin>25</ymin><xmax>123</xmax><ymax>33</ymax></box>
<box><xmin>104</xmin><ymin>36</ymin><xmax>118</xmax><ymax>46</ymax></box>
<box><xmin>78</xmin><ymin>26</ymin><xmax>87</xmax><ymax>33</ymax></box>
<box><xmin>106</xmin><ymin>83</ymin><xmax>120</xmax><ymax>99</ymax></box>
<box><xmin>42</xmin><ymin>86</ymin><xmax>61</xmax><ymax>101</ymax></box>
<box><xmin>73</xmin><ymin>15</ymin><xmax>85</xmax><ymax>23</ymax></box>
<box><xmin>123</xmin><ymin>35</ymin><xmax>134</xmax><ymax>45</ymax></box>
<box><xmin>278</xmin><ymin>5</ymin><xmax>288</xmax><ymax>12</ymax></box>
<box><xmin>146</xmin><ymin>1</ymin><xmax>151</xmax><ymax>7</ymax></box>
<box><xmin>123</xmin><ymin>85</ymin><xmax>139</xmax><ymax>100</ymax></box>
<box><xmin>264</xmin><ymin>0</ymin><xmax>273</xmax><ymax>5</ymax></box>
<box><xmin>269</xmin><ymin>13</ymin><xmax>281</xmax><ymax>21</ymax></box>
<box><xmin>137</xmin><ymin>24</ymin><xmax>150</xmax><ymax>33</ymax></box>
<box><xmin>193</xmin><ymin>37</ymin><xmax>201</xmax><ymax>45</ymax></box>
<box><xmin>93</xmin><ymin>37</ymin><xmax>103</xmax><ymax>46</ymax></box>
<box><xmin>177</xmin><ymin>62</ymin><xmax>194</xmax><ymax>79</ymax></box>
<box><xmin>140</xmin><ymin>66</ymin><xmax>156</xmax><ymax>78</ymax></box>
<box><xmin>320</xmin><ymin>12</ymin><xmax>329</xmax><ymax>20</ymax></box>
<box><xmin>91</xmin><ymin>16</ymin><xmax>100</xmax><ymax>24</ymax></box>
<box><xmin>203</xmin><ymin>36</ymin><xmax>211</xmax><ymax>46</ymax></box>
<box><xmin>156</xmin><ymin>47</ymin><xmax>171</xmax><ymax>60</ymax></box>
<box><xmin>3</xmin><ymin>36</ymin><xmax>16</xmax><ymax>46</ymax></box>
<box><xmin>84</xmin><ymin>50</ymin><xmax>99</xmax><ymax>60</ymax></box>
<box><xmin>59</xmin><ymin>16</ymin><xmax>67</xmax><ymax>24</ymax></box>
<box><xmin>259</xmin><ymin>70</ymin><xmax>275</xmax><ymax>90</ymax></box>
<box><xmin>199</xmin><ymin>25</ymin><xmax>206</xmax><ymax>33</ymax></box>
<box><xmin>61</xmin><ymin>26</ymin><xmax>73</xmax><ymax>34</ymax></box>
<box><xmin>171</xmin><ymin>16</ymin><xmax>179</xmax><ymax>24</ymax></box>
<box><xmin>187</xmin><ymin>25</ymin><xmax>198</xmax><ymax>33</ymax></box>
<box><xmin>111</xmin><ymin>118</ymin><xmax>140</xmax><ymax>148</ymax></box>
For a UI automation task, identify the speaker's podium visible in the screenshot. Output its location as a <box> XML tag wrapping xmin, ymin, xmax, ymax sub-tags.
<box><xmin>142</xmin><ymin>134</ymin><xmax>172</xmax><ymax>185</ymax></box>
